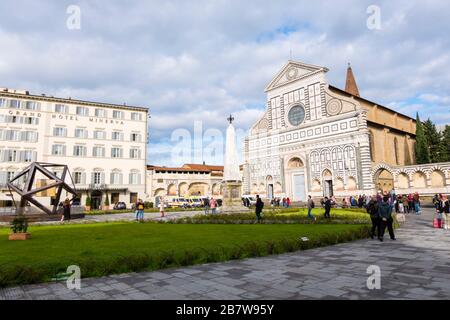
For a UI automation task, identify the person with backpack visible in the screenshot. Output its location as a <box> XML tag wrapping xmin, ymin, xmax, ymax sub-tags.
<box><xmin>135</xmin><ymin>198</ymin><xmax>145</xmax><ymax>221</ymax></box>
<box><xmin>366</xmin><ymin>196</ymin><xmax>380</xmax><ymax>239</ymax></box>
<box><xmin>203</xmin><ymin>196</ymin><xmax>210</xmax><ymax>214</ymax></box>
<box><xmin>307</xmin><ymin>195</ymin><xmax>316</xmax><ymax>221</ymax></box>
<box><xmin>210</xmin><ymin>197</ymin><xmax>217</xmax><ymax>215</ymax></box>
<box><xmin>255</xmin><ymin>195</ymin><xmax>264</xmax><ymax>223</ymax></box>
<box><xmin>378</xmin><ymin>195</ymin><xmax>396</xmax><ymax>241</ymax></box>
<box><xmin>324</xmin><ymin>197</ymin><xmax>331</xmax><ymax>219</ymax></box>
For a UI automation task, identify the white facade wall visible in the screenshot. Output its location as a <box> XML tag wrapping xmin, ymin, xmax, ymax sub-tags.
<box><xmin>0</xmin><ymin>91</ymin><xmax>148</xmax><ymax>208</ymax></box>
<box><xmin>244</xmin><ymin>61</ymin><xmax>373</xmax><ymax>201</ymax></box>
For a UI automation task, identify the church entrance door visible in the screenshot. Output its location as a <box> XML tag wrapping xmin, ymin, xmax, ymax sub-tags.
<box><xmin>267</xmin><ymin>184</ymin><xmax>274</xmax><ymax>200</ymax></box>
<box><xmin>292</xmin><ymin>174</ymin><xmax>306</xmax><ymax>201</ymax></box>
<box><xmin>324</xmin><ymin>180</ymin><xmax>333</xmax><ymax>198</ymax></box>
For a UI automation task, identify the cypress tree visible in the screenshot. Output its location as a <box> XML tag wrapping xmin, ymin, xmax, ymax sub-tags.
<box><xmin>423</xmin><ymin>118</ymin><xmax>445</xmax><ymax>163</ymax></box>
<box><xmin>442</xmin><ymin>125</ymin><xmax>450</xmax><ymax>162</ymax></box>
<box><xmin>415</xmin><ymin>113</ymin><xmax>430</xmax><ymax>164</ymax></box>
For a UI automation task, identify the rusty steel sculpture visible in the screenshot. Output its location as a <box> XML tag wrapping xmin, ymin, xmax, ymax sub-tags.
<box><xmin>7</xmin><ymin>162</ymin><xmax>78</xmax><ymax>215</ymax></box>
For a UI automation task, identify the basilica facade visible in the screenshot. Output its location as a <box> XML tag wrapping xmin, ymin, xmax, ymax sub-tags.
<box><xmin>243</xmin><ymin>60</ymin><xmax>421</xmax><ymax>201</ymax></box>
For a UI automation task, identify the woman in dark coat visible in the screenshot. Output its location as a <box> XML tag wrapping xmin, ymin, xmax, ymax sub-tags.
<box><xmin>61</xmin><ymin>198</ymin><xmax>71</xmax><ymax>222</ymax></box>
<box><xmin>255</xmin><ymin>195</ymin><xmax>264</xmax><ymax>223</ymax></box>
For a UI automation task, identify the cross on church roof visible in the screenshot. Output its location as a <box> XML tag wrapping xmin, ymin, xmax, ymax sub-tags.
<box><xmin>227</xmin><ymin>114</ymin><xmax>234</xmax><ymax>124</ymax></box>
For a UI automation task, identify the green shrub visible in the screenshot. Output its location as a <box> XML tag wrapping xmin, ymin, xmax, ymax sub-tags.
<box><xmin>10</xmin><ymin>216</ymin><xmax>28</xmax><ymax>233</ymax></box>
<box><xmin>85</xmin><ymin>196</ymin><xmax>91</xmax><ymax>207</ymax></box>
<box><xmin>144</xmin><ymin>201</ymin><xmax>153</xmax><ymax>209</ymax></box>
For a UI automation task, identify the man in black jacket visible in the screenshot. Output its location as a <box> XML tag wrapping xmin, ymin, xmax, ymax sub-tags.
<box><xmin>378</xmin><ymin>196</ymin><xmax>396</xmax><ymax>241</ymax></box>
<box><xmin>366</xmin><ymin>196</ymin><xmax>380</xmax><ymax>239</ymax></box>
<box><xmin>255</xmin><ymin>195</ymin><xmax>264</xmax><ymax>223</ymax></box>
<box><xmin>324</xmin><ymin>197</ymin><xmax>331</xmax><ymax>219</ymax></box>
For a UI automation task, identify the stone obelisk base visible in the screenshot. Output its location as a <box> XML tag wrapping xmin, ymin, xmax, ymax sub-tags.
<box><xmin>220</xmin><ymin>181</ymin><xmax>249</xmax><ymax>214</ymax></box>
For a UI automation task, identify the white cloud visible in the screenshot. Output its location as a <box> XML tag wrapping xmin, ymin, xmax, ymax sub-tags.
<box><xmin>1</xmin><ymin>0</ymin><xmax>450</xmax><ymax>165</ymax></box>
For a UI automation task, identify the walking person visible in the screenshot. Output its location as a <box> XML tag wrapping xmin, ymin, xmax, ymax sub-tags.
<box><xmin>159</xmin><ymin>196</ymin><xmax>165</xmax><ymax>218</ymax></box>
<box><xmin>402</xmin><ymin>195</ymin><xmax>409</xmax><ymax>214</ymax></box>
<box><xmin>286</xmin><ymin>197</ymin><xmax>291</xmax><ymax>208</ymax></box>
<box><xmin>378</xmin><ymin>196</ymin><xmax>396</xmax><ymax>241</ymax></box>
<box><xmin>442</xmin><ymin>195</ymin><xmax>450</xmax><ymax>230</ymax></box>
<box><xmin>414</xmin><ymin>192</ymin><xmax>421</xmax><ymax>214</ymax></box>
<box><xmin>135</xmin><ymin>198</ymin><xmax>145</xmax><ymax>222</ymax></box>
<box><xmin>324</xmin><ymin>197</ymin><xmax>331</xmax><ymax>219</ymax></box>
<box><xmin>307</xmin><ymin>195</ymin><xmax>316</xmax><ymax>221</ymax></box>
<box><xmin>366</xmin><ymin>196</ymin><xmax>380</xmax><ymax>239</ymax></box>
<box><xmin>255</xmin><ymin>195</ymin><xmax>264</xmax><ymax>223</ymax></box>
<box><xmin>210</xmin><ymin>197</ymin><xmax>217</xmax><ymax>214</ymax></box>
<box><xmin>203</xmin><ymin>196</ymin><xmax>210</xmax><ymax>214</ymax></box>
<box><xmin>61</xmin><ymin>198</ymin><xmax>71</xmax><ymax>222</ymax></box>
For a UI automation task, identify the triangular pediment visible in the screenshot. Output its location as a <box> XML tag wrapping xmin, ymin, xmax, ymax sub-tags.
<box><xmin>265</xmin><ymin>60</ymin><xmax>329</xmax><ymax>92</ymax></box>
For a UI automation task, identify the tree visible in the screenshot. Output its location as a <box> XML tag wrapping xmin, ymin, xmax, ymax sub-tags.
<box><xmin>442</xmin><ymin>125</ymin><xmax>450</xmax><ymax>162</ymax></box>
<box><xmin>415</xmin><ymin>113</ymin><xmax>430</xmax><ymax>164</ymax></box>
<box><xmin>423</xmin><ymin>118</ymin><xmax>445</xmax><ymax>163</ymax></box>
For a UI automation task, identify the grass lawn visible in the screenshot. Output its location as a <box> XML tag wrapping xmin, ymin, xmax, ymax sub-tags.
<box><xmin>0</xmin><ymin>222</ymin><xmax>369</xmax><ymax>287</ymax></box>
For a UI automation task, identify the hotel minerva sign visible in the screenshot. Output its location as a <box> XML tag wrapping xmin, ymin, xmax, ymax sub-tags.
<box><xmin>4</xmin><ymin>109</ymin><xmax>124</xmax><ymax>125</ymax></box>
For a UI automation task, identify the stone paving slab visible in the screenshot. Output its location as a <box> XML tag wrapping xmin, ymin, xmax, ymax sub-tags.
<box><xmin>1</xmin><ymin>208</ymin><xmax>449</xmax><ymax>300</ymax></box>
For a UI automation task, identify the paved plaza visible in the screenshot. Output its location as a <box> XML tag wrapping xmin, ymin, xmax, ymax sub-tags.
<box><xmin>1</xmin><ymin>208</ymin><xmax>449</xmax><ymax>300</ymax></box>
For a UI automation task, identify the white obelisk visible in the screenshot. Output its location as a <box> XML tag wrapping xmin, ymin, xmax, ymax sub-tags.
<box><xmin>221</xmin><ymin>114</ymin><xmax>247</xmax><ymax>213</ymax></box>
<box><xmin>224</xmin><ymin>121</ymin><xmax>241</xmax><ymax>182</ymax></box>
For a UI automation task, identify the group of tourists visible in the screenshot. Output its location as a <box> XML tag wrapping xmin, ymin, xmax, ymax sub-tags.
<box><xmin>432</xmin><ymin>194</ymin><xmax>450</xmax><ymax>229</ymax></box>
<box><xmin>202</xmin><ymin>196</ymin><xmax>218</xmax><ymax>214</ymax></box>
<box><xmin>270</xmin><ymin>197</ymin><xmax>291</xmax><ymax>208</ymax></box>
<box><xmin>366</xmin><ymin>195</ymin><xmax>397</xmax><ymax>242</ymax></box>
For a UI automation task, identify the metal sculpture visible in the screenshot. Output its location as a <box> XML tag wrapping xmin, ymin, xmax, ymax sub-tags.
<box><xmin>7</xmin><ymin>162</ymin><xmax>78</xmax><ymax>215</ymax></box>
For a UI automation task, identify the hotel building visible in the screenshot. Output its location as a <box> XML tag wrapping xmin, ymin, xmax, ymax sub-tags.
<box><xmin>0</xmin><ymin>88</ymin><xmax>148</xmax><ymax>209</ymax></box>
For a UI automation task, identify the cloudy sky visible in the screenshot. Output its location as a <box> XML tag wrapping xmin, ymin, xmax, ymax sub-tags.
<box><xmin>1</xmin><ymin>0</ymin><xmax>449</xmax><ymax>166</ymax></box>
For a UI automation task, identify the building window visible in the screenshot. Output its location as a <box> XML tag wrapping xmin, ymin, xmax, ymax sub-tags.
<box><xmin>25</xmin><ymin>101</ymin><xmax>40</xmax><ymax>110</ymax></box>
<box><xmin>112</xmin><ymin>110</ymin><xmax>123</xmax><ymax>119</ymax></box>
<box><xmin>112</xmin><ymin>131</ymin><xmax>123</xmax><ymax>141</ymax></box>
<box><xmin>93</xmin><ymin>130</ymin><xmax>106</xmax><ymax>140</ymax></box>
<box><xmin>55</xmin><ymin>104</ymin><xmax>67</xmax><ymax>113</ymax></box>
<box><xmin>130</xmin><ymin>148</ymin><xmax>140</xmax><ymax>159</ymax></box>
<box><xmin>4</xmin><ymin>150</ymin><xmax>19</xmax><ymax>162</ymax></box>
<box><xmin>111</xmin><ymin>147</ymin><xmax>123</xmax><ymax>158</ymax></box>
<box><xmin>23</xmin><ymin>117</ymin><xmax>39</xmax><ymax>125</ymax></box>
<box><xmin>92</xmin><ymin>172</ymin><xmax>102</xmax><ymax>185</ymax></box>
<box><xmin>130</xmin><ymin>133</ymin><xmax>141</xmax><ymax>142</ymax></box>
<box><xmin>5</xmin><ymin>130</ymin><xmax>20</xmax><ymax>141</ymax></box>
<box><xmin>129</xmin><ymin>172</ymin><xmax>140</xmax><ymax>185</ymax></box>
<box><xmin>76</xmin><ymin>106</ymin><xmax>89</xmax><ymax>116</ymax></box>
<box><xmin>53</xmin><ymin>127</ymin><xmax>67</xmax><ymax>137</ymax></box>
<box><xmin>73</xmin><ymin>145</ymin><xmax>87</xmax><ymax>157</ymax></box>
<box><xmin>0</xmin><ymin>98</ymin><xmax>6</xmax><ymax>108</ymax></box>
<box><xmin>51</xmin><ymin>144</ymin><xmax>66</xmax><ymax>156</ymax></box>
<box><xmin>9</xmin><ymin>100</ymin><xmax>21</xmax><ymax>109</ymax></box>
<box><xmin>74</xmin><ymin>172</ymin><xmax>83</xmax><ymax>184</ymax></box>
<box><xmin>131</xmin><ymin>112</ymin><xmax>142</xmax><ymax>121</ymax></box>
<box><xmin>394</xmin><ymin>137</ymin><xmax>399</xmax><ymax>165</ymax></box>
<box><xmin>308</xmin><ymin>83</ymin><xmax>322</xmax><ymax>121</ymax></box>
<box><xmin>110</xmin><ymin>172</ymin><xmax>122</xmax><ymax>185</ymax></box>
<box><xmin>74</xmin><ymin>128</ymin><xmax>87</xmax><ymax>139</ymax></box>
<box><xmin>95</xmin><ymin>108</ymin><xmax>106</xmax><ymax>117</ymax></box>
<box><xmin>22</xmin><ymin>150</ymin><xmax>35</xmax><ymax>163</ymax></box>
<box><xmin>92</xmin><ymin>146</ymin><xmax>105</xmax><ymax>158</ymax></box>
<box><xmin>288</xmin><ymin>105</ymin><xmax>306</xmax><ymax>126</ymax></box>
<box><xmin>7</xmin><ymin>171</ymin><xmax>15</xmax><ymax>182</ymax></box>
<box><xmin>23</xmin><ymin>131</ymin><xmax>38</xmax><ymax>142</ymax></box>
<box><xmin>369</xmin><ymin>131</ymin><xmax>375</xmax><ymax>162</ymax></box>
